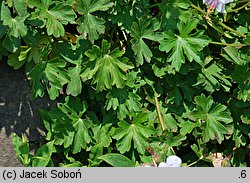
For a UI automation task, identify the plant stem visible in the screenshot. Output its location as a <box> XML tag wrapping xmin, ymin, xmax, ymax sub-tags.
<box><xmin>227</xmin><ymin>2</ymin><xmax>250</xmax><ymax>12</ymax></box>
<box><xmin>210</xmin><ymin>41</ymin><xmax>246</xmax><ymax>47</ymax></box>
<box><xmin>154</xmin><ymin>96</ymin><xmax>165</xmax><ymax>131</ymax></box>
<box><xmin>217</xmin><ymin>21</ymin><xmax>246</xmax><ymax>38</ymax></box>
<box><xmin>187</xmin><ymin>155</ymin><xmax>204</xmax><ymax>167</ymax></box>
<box><xmin>191</xmin><ymin>4</ymin><xmax>207</xmax><ymax>16</ymax></box>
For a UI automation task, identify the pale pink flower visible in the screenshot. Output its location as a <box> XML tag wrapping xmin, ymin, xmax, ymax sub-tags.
<box><xmin>203</xmin><ymin>0</ymin><xmax>234</xmax><ymax>13</ymax></box>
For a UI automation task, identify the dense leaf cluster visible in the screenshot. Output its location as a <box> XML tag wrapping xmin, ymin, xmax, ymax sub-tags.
<box><xmin>1</xmin><ymin>0</ymin><xmax>250</xmax><ymax>167</ymax></box>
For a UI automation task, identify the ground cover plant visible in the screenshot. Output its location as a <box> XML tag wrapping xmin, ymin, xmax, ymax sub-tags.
<box><xmin>0</xmin><ymin>0</ymin><xmax>250</xmax><ymax>167</ymax></box>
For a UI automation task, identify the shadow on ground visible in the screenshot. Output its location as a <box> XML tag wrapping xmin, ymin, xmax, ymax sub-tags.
<box><xmin>0</xmin><ymin>59</ymin><xmax>56</xmax><ymax>166</ymax></box>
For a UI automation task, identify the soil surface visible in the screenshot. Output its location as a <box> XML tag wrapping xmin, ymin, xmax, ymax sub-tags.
<box><xmin>0</xmin><ymin>59</ymin><xmax>56</xmax><ymax>166</ymax></box>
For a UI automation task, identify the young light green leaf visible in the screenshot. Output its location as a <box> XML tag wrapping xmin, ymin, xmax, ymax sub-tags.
<box><xmin>241</xmin><ymin>108</ymin><xmax>250</xmax><ymax>125</ymax></box>
<box><xmin>7</xmin><ymin>46</ymin><xmax>31</xmax><ymax>69</ymax></box>
<box><xmin>13</xmin><ymin>0</ymin><xmax>27</xmax><ymax>16</ymax></box>
<box><xmin>32</xmin><ymin>141</ymin><xmax>56</xmax><ymax>167</ymax></box>
<box><xmin>12</xmin><ymin>133</ymin><xmax>31</xmax><ymax>166</ymax></box>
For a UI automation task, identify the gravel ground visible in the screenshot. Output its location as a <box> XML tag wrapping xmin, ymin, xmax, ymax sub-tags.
<box><xmin>0</xmin><ymin>59</ymin><xmax>56</xmax><ymax>166</ymax></box>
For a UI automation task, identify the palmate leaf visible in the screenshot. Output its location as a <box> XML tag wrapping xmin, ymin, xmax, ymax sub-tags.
<box><xmin>159</xmin><ymin>19</ymin><xmax>210</xmax><ymax>71</ymax></box>
<box><xmin>130</xmin><ymin>17</ymin><xmax>163</xmax><ymax>65</ymax></box>
<box><xmin>232</xmin><ymin>65</ymin><xmax>250</xmax><ymax>102</ymax></box>
<box><xmin>92</xmin><ymin>123</ymin><xmax>115</xmax><ymax>147</ymax></box>
<box><xmin>12</xmin><ymin>0</ymin><xmax>28</xmax><ymax>16</ymax></box>
<box><xmin>1</xmin><ymin>1</ymin><xmax>28</xmax><ymax>38</ymax></box>
<box><xmin>113</xmin><ymin>113</ymin><xmax>155</xmax><ymax>154</ymax></box>
<box><xmin>41</xmin><ymin>97</ymin><xmax>93</xmax><ymax>154</ymax></box>
<box><xmin>81</xmin><ymin>39</ymin><xmax>134</xmax><ymax>91</ymax></box>
<box><xmin>160</xmin><ymin>0</ymin><xmax>191</xmax><ymax>31</ymax></box>
<box><xmin>1</xmin><ymin>1</ymin><xmax>27</xmax><ymax>52</ymax></box>
<box><xmin>66</xmin><ymin>65</ymin><xmax>82</xmax><ymax>97</ymax></box>
<box><xmin>166</xmin><ymin>73</ymin><xmax>199</xmax><ymax>105</ymax></box>
<box><xmin>28</xmin><ymin>0</ymin><xmax>76</xmax><ymax>37</ymax></box>
<box><xmin>75</xmin><ymin>0</ymin><xmax>114</xmax><ymax>41</ymax></box>
<box><xmin>61</xmin><ymin>54</ymin><xmax>84</xmax><ymax>97</ymax></box>
<box><xmin>195</xmin><ymin>62</ymin><xmax>232</xmax><ymax>93</ymax></box>
<box><xmin>28</xmin><ymin>58</ymin><xmax>70</xmax><ymax>100</ymax></box>
<box><xmin>105</xmin><ymin>87</ymin><xmax>142</xmax><ymax>120</ymax></box>
<box><xmin>58</xmin><ymin>40</ymin><xmax>92</xmax><ymax>96</ymax></box>
<box><xmin>190</xmin><ymin>94</ymin><xmax>233</xmax><ymax>144</ymax></box>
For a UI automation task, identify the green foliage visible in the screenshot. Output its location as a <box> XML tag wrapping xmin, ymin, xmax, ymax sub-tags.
<box><xmin>28</xmin><ymin>0</ymin><xmax>76</xmax><ymax>37</ymax></box>
<box><xmin>75</xmin><ymin>0</ymin><xmax>114</xmax><ymax>41</ymax></box>
<box><xmin>81</xmin><ymin>39</ymin><xmax>133</xmax><ymax>91</ymax></box>
<box><xmin>12</xmin><ymin>133</ymin><xmax>56</xmax><ymax>167</ymax></box>
<box><xmin>98</xmin><ymin>153</ymin><xmax>135</xmax><ymax>167</ymax></box>
<box><xmin>196</xmin><ymin>60</ymin><xmax>232</xmax><ymax>93</ymax></box>
<box><xmin>190</xmin><ymin>94</ymin><xmax>233</xmax><ymax>143</ymax></box>
<box><xmin>130</xmin><ymin>17</ymin><xmax>163</xmax><ymax>65</ymax></box>
<box><xmin>2</xmin><ymin>0</ymin><xmax>249</xmax><ymax>167</ymax></box>
<box><xmin>105</xmin><ymin>87</ymin><xmax>142</xmax><ymax>120</ymax></box>
<box><xmin>113</xmin><ymin>112</ymin><xmax>155</xmax><ymax>154</ymax></box>
<box><xmin>28</xmin><ymin>58</ymin><xmax>70</xmax><ymax>100</ymax></box>
<box><xmin>41</xmin><ymin>96</ymin><xmax>92</xmax><ymax>153</ymax></box>
<box><xmin>232</xmin><ymin>65</ymin><xmax>250</xmax><ymax>102</ymax></box>
<box><xmin>1</xmin><ymin>1</ymin><xmax>28</xmax><ymax>38</ymax></box>
<box><xmin>159</xmin><ymin>19</ymin><xmax>211</xmax><ymax>71</ymax></box>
